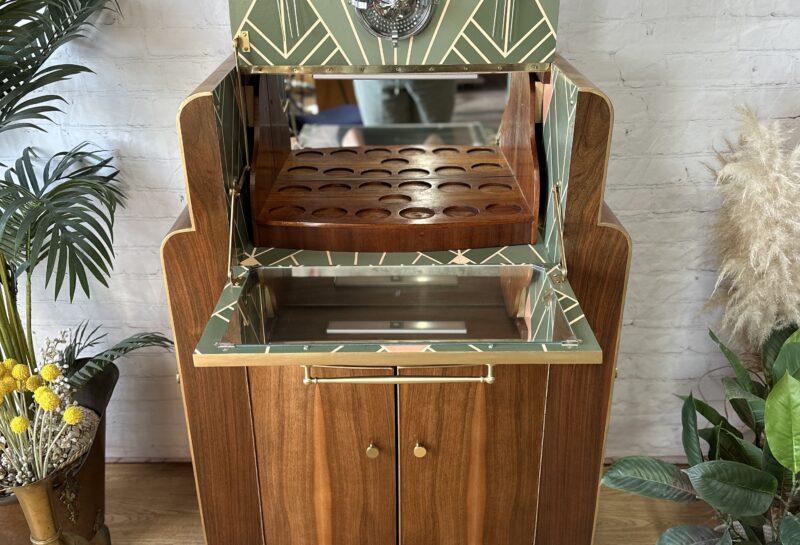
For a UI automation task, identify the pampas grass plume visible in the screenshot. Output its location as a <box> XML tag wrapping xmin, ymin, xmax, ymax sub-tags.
<box><xmin>712</xmin><ymin>107</ymin><xmax>800</xmax><ymax>349</ymax></box>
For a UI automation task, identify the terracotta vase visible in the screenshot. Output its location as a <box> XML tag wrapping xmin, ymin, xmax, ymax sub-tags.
<box><xmin>11</xmin><ymin>477</ymin><xmax>90</xmax><ymax>545</ymax></box>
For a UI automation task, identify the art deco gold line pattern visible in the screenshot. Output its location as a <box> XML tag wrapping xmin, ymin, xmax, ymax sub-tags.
<box><xmin>543</xmin><ymin>64</ymin><xmax>578</xmax><ymax>264</ymax></box>
<box><xmin>229</xmin><ymin>0</ymin><xmax>560</xmax><ymax>68</ymax></box>
<box><xmin>212</xmin><ymin>70</ymin><xmax>250</xmax><ymax>262</ymax></box>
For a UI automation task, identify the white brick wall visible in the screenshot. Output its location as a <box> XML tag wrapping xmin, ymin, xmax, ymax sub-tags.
<box><xmin>0</xmin><ymin>1</ymin><xmax>797</xmax><ymax>460</ymax></box>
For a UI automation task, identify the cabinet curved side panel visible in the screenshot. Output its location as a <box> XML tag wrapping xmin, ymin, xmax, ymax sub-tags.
<box><xmin>535</xmin><ymin>58</ymin><xmax>632</xmax><ymax>545</ymax></box>
<box><xmin>161</xmin><ymin>60</ymin><xmax>264</xmax><ymax>545</ymax></box>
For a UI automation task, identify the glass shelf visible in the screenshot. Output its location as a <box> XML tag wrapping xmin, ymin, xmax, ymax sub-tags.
<box><xmin>194</xmin><ymin>264</ymin><xmax>602</xmax><ymax>367</ymax></box>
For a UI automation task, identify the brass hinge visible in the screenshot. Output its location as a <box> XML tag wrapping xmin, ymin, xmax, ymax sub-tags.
<box><xmin>234</xmin><ymin>31</ymin><xmax>251</xmax><ymax>53</ymax></box>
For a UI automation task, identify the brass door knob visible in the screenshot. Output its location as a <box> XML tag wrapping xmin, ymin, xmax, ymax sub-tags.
<box><xmin>413</xmin><ymin>443</ymin><xmax>428</xmax><ymax>458</ymax></box>
<box><xmin>366</xmin><ymin>443</ymin><xmax>380</xmax><ymax>459</ymax></box>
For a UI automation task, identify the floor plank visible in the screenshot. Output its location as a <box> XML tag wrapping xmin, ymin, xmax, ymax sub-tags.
<box><xmin>105</xmin><ymin>463</ymin><xmax>717</xmax><ymax>545</ymax></box>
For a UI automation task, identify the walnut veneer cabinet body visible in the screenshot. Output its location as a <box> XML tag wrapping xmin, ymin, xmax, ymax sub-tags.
<box><xmin>162</xmin><ymin>3</ymin><xmax>630</xmax><ymax>544</ymax></box>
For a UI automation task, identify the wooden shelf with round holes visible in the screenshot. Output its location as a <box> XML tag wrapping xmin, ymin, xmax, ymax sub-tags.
<box><xmin>252</xmin><ymin>145</ymin><xmax>537</xmax><ymax>252</ymax></box>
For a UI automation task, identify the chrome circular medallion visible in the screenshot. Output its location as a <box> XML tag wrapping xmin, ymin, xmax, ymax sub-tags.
<box><xmin>354</xmin><ymin>0</ymin><xmax>435</xmax><ymax>41</ymax></box>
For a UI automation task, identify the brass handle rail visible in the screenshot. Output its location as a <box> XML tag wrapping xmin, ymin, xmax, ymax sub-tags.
<box><xmin>302</xmin><ymin>365</ymin><xmax>495</xmax><ymax>385</ymax></box>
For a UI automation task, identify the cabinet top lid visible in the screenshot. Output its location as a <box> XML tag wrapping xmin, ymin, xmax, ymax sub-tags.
<box><xmin>229</xmin><ymin>0</ymin><xmax>560</xmax><ymax>73</ymax></box>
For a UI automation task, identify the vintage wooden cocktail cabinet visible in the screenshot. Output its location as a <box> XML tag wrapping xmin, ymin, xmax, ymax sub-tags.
<box><xmin>162</xmin><ymin>2</ymin><xmax>631</xmax><ymax>544</ymax></box>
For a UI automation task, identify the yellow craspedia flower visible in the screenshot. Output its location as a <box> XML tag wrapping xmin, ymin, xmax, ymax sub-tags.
<box><xmin>0</xmin><ymin>376</ymin><xmax>15</xmax><ymax>396</ymax></box>
<box><xmin>63</xmin><ymin>406</ymin><xmax>83</xmax><ymax>426</ymax></box>
<box><xmin>35</xmin><ymin>389</ymin><xmax>60</xmax><ymax>412</ymax></box>
<box><xmin>25</xmin><ymin>375</ymin><xmax>43</xmax><ymax>392</ymax></box>
<box><xmin>40</xmin><ymin>364</ymin><xmax>61</xmax><ymax>383</ymax></box>
<box><xmin>2</xmin><ymin>358</ymin><xmax>16</xmax><ymax>372</ymax></box>
<box><xmin>10</xmin><ymin>416</ymin><xmax>29</xmax><ymax>434</ymax></box>
<box><xmin>11</xmin><ymin>364</ymin><xmax>30</xmax><ymax>381</ymax></box>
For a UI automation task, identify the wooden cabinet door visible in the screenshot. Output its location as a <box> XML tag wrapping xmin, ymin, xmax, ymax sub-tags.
<box><xmin>249</xmin><ymin>366</ymin><xmax>397</xmax><ymax>545</ymax></box>
<box><xmin>398</xmin><ymin>365</ymin><xmax>548</xmax><ymax>545</ymax></box>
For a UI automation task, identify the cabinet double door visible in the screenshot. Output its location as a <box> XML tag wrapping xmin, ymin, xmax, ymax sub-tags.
<box><xmin>248</xmin><ymin>364</ymin><xmax>549</xmax><ymax>545</ymax></box>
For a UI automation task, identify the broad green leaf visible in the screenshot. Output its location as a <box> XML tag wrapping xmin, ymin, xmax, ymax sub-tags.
<box><xmin>716</xmin><ymin>429</ymin><xmax>762</xmax><ymax>468</ymax></box>
<box><xmin>711</xmin><ymin>329</ymin><xmax>756</xmax><ymax>394</ymax></box>
<box><xmin>762</xmin><ymin>327</ymin><xmax>798</xmax><ymax>386</ymax></box>
<box><xmin>772</xmin><ymin>331</ymin><xmax>800</xmax><ymax>383</ymax></box>
<box><xmin>602</xmin><ymin>456</ymin><xmax>696</xmax><ymax>502</ymax></box>
<box><xmin>764</xmin><ymin>373</ymin><xmax>800</xmax><ymax>474</ymax></box>
<box><xmin>683</xmin><ymin>461</ymin><xmax>777</xmax><ymax>516</ymax></box>
<box><xmin>656</xmin><ymin>525</ymin><xmax>720</xmax><ymax>545</ymax></box>
<box><xmin>683</xmin><ymin>393</ymin><xmax>704</xmax><ymax>466</ymax></box>
<box><xmin>763</xmin><ymin>441</ymin><xmax>794</xmax><ymax>499</ymax></box>
<box><xmin>780</xmin><ymin>514</ymin><xmax>800</xmax><ymax>545</ymax></box>
<box><xmin>724</xmin><ymin>377</ymin><xmax>765</xmax><ymax>431</ymax></box>
<box><xmin>681</xmin><ymin>395</ymin><xmax>743</xmax><ymax>439</ymax></box>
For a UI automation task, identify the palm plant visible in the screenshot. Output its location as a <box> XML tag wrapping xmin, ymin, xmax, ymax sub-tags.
<box><xmin>0</xmin><ymin>0</ymin><xmax>170</xmax><ymax>387</ymax></box>
<box><xmin>0</xmin><ymin>0</ymin><xmax>120</xmax><ymax>133</ymax></box>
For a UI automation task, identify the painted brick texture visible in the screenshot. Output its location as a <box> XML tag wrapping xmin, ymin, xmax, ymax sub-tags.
<box><xmin>0</xmin><ymin>1</ymin><xmax>797</xmax><ymax>460</ymax></box>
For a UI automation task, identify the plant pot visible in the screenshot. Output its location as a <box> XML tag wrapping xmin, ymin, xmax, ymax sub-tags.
<box><xmin>0</xmin><ymin>363</ymin><xmax>118</xmax><ymax>545</ymax></box>
<box><xmin>11</xmin><ymin>477</ymin><xmax>89</xmax><ymax>545</ymax></box>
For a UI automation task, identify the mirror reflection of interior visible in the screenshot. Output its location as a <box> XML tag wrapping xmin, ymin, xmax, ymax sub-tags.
<box><xmin>252</xmin><ymin>71</ymin><xmax>546</xmax><ymax>254</ymax></box>
<box><xmin>221</xmin><ymin>266</ymin><xmax>575</xmax><ymax>346</ymax></box>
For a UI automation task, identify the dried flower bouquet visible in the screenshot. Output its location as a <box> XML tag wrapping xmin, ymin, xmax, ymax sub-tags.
<box><xmin>0</xmin><ymin>339</ymin><xmax>99</xmax><ymax>492</ymax></box>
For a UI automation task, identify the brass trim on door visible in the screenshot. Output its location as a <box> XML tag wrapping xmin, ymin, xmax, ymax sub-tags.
<box><xmin>302</xmin><ymin>365</ymin><xmax>495</xmax><ymax>385</ymax></box>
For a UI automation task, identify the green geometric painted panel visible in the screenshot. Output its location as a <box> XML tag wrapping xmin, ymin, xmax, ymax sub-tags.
<box><xmin>543</xmin><ymin>63</ymin><xmax>578</xmax><ymax>264</ymax></box>
<box><xmin>211</xmin><ymin>70</ymin><xmax>251</xmax><ymax>263</ymax></box>
<box><xmin>230</xmin><ymin>0</ymin><xmax>560</xmax><ymax>70</ymax></box>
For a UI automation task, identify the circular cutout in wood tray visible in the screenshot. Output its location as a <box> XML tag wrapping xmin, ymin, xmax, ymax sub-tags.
<box><xmin>400</xmin><ymin>181</ymin><xmax>432</xmax><ymax>190</ymax></box>
<box><xmin>400</xmin><ymin>207</ymin><xmax>435</xmax><ymax>220</ymax></box>
<box><xmin>382</xmin><ymin>158</ymin><xmax>410</xmax><ymax>166</ymax></box>
<box><xmin>467</xmin><ymin>148</ymin><xmax>496</xmax><ymax>155</ymax></box>
<box><xmin>444</xmin><ymin>206</ymin><xmax>479</xmax><ymax>218</ymax></box>
<box><xmin>361</xmin><ymin>168</ymin><xmax>392</xmax><ymax>177</ymax></box>
<box><xmin>399</xmin><ymin>147</ymin><xmax>425</xmax><ymax>156</ymax></box>
<box><xmin>433</xmin><ymin>147</ymin><xmax>460</xmax><ymax>156</ymax></box>
<box><xmin>486</xmin><ymin>203</ymin><xmax>522</xmax><ymax>215</ymax></box>
<box><xmin>380</xmin><ymin>194</ymin><xmax>413</xmax><ymax>204</ymax></box>
<box><xmin>296</xmin><ymin>150</ymin><xmax>324</xmax><ymax>158</ymax></box>
<box><xmin>319</xmin><ymin>183</ymin><xmax>351</xmax><ymax>192</ymax></box>
<box><xmin>278</xmin><ymin>185</ymin><xmax>312</xmax><ymax>193</ymax></box>
<box><xmin>330</xmin><ymin>149</ymin><xmax>358</xmax><ymax>156</ymax></box>
<box><xmin>288</xmin><ymin>166</ymin><xmax>318</xmax><ymax>174</ymax></box>
<box><xmin>270</xmin><ymin>206</ymin><xmax>305</xmax><ymax>219</ymax></box>
<box><xmin>313</xmin><ymin>207</ymin><xmax>348</xmax><ymax>219</ymax></box>
<box><xmin>356</xmin><ymin>208</ymin><xmax>391</xmax><ymax>219</ymax></box>
<box><xmin>399</xmin><ymin>168</ymin><xmax>430</xmax><ymax>177</ymax></box>
<box><xmin>436</xmin><ymin>166</ymin><xmax>467</xmax><ymax>175</ymax></box>
<box><xmin>472</xmin><ymin>163</ymin><xmax>502</xmax><ymax>171</ymax></box>
<box><xmin>479</xmin><ymin>183</ymin><xmax>513</xmax><ymax>192</ymax></box>
<box><xmin>365</xmin><ymin>147</ymin><xmax>391</xmax><ymax>156</ymax></box>
<box><xmin>324</xmin><ymin>168</ymin><xmax>355</xmax><ymax>176</ymax></box>
<box><xmin>439</xmin><ymin>182</ymin><xmax>471</xmax><ymax>192</ymax></box>
<box><xmin>360</xmin><ymin>181</ymin><xmax>392</xmax><ymax>190</ymax></box>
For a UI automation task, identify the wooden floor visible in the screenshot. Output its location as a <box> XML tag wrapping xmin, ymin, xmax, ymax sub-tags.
<box><xmin>106</xmin><ymin>463</ymin><xmax>716</xmax><ymax>545</ymax></box>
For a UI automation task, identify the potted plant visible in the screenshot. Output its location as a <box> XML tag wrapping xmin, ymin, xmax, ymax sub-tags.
<box><xmin>603</xmin><ymin>329</ymin><xmax>800</xmax><ymax>544</ymax></box>
<box><xmin>0</xmin><ymin>1</ymin><xmax>171</xmax><ymax>543</ymax></box>
<box><xmin>602</xmin><ymin>110</ymin><xmax>800</xmax><ymax>544</ymax></box>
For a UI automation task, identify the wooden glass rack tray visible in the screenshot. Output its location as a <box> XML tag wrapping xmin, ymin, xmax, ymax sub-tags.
<box><xmin>252</xmin><ymin>145</ymin><xmax>536</xmax><ymax>252</ymax></box>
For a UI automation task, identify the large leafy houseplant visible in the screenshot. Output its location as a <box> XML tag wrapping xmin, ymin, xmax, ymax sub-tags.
<box><xmin>603</xmin><ymin>329</ymin><xmax>800</xmax><ymax>545</ymax></box>
<box><xmin>0</xmin><ymin>0</ymin><xmax>170</xmax><ymax>491</ymax></box>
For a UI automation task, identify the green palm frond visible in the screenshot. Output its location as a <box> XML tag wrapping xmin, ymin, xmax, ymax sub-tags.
<box><xmin>68</xmin><ymin>331</ymin><xmax>173</xmax><ymax>389</ymax></box>
<box><xmin>60</xmin><ymin>320</ymin><xmax>104</xmax><ymax>372</ymax></box>
<box><xmin>0</xmin><ymin>0</ymin><xmax>120</xmax><ymax>133</ymax></box>
<box><xmin>0</xmin><ymin>143</ymin><xmax>125</xmax><ymax>300</ymax></box>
